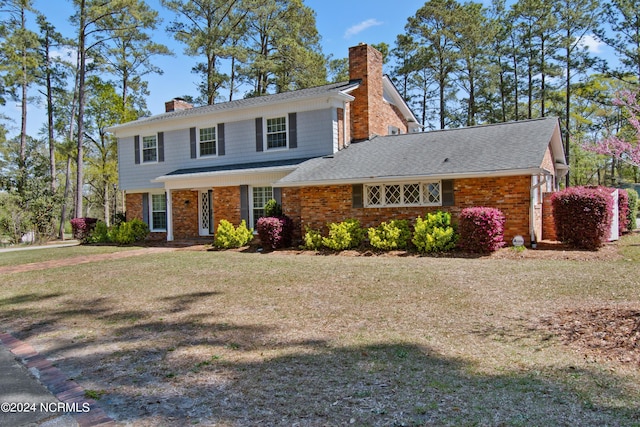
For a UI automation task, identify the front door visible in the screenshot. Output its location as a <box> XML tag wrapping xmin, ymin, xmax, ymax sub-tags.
<box><xmin>199</xmin><ymin>190</ymin><xmax>213</xmax><ymax>236</ymax></box>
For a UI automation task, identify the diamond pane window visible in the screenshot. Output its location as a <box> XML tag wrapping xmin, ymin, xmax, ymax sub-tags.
<box><xmin>385</xmin><ymin>185</ymin><xmax>401</xmax><ymax>205</ymax></box>
<box><xmin>199</xmin><ymin>127</ymin><xmax>216</xmax><ymax>156</ymax></box>
<box><xmin>366</xmin><ymin>185</ymin><xmax>382</xmax><ymax>206</ymax></box>
<box><xmin>266</xmin><ymin>117</ymin><xmax>287</xmax><ymax>149</ymax></box>
<box><xmin>425</xmin><ymin>182</ymin><xmax>441</xmax><ymax>204</ymax></box>
<box><xmin>404</xmin><ymin>184</ymin><xmax>421</xmax><ymax>204</ymax></box>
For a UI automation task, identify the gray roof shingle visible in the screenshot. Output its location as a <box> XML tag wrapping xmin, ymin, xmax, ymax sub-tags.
<box><xmin>276</xmin><ymin>117</ymin><xmax>561</xmax><ymax>186</ymax></box>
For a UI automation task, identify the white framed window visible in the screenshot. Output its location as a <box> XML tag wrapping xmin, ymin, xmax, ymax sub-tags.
<box><xmin>198</xmin><ymin>126</ymin><xmax>217</xmax><ymax>157</ymax></box>
<box><xmin>365</xmin><ymin>181</ymin><xmax>442</xmax><ymax>207</ymax></box>
<box><xmin>266</xmin><ymin>116</ymin><xmax>287</xmax><ymax>149</ymax></box>
<box><xmin>251</xmin><ymin>186</ymin><xmax>273</xmax><ymax>228</ymax></box>
<box><xmin>150</xmin><ymin>193</ymin><xmax>167</xmax><ymax>231</ymax></box>
<box><xmin>142</xmin><ymin>135</ymin><xmax>158</xmax><ymax>163</ymax></box>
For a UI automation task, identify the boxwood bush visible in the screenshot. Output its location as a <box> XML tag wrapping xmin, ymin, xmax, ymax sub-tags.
<box><xmin>368</xmin><ymin>219</ymin><xmax>411</xmax><ymax>250</ymax></box>
<box><xmin>412</xmin><ymin>211</ymin><xmax>457</xmax><ymax>253</ymax></box>
<box><xmin>551</xmin><ymin>186</ymin><xmax>613</xmax><ymax>250</ymax></box>
<box><xmin>458</xmin><ymin>207</ymin><xmax>506</xmax><ymax>253</ymax></box>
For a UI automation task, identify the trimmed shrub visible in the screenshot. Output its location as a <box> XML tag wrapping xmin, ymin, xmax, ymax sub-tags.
<box><xmin>256</xmin><ymin>216</ymin><xmax>293</xmax><ymax>249</ymax></box>
<box><xmin>458</xmin><ymin>207</ymin><xmax>506</xmax><ymax>253</ymax></box>
<box><xmin>618</xmin><ymin>189</ymin><xmax>630</xmax><ymax>234</ymax></box>
<box><xmin>264</xmin><ymin>199</ymin><xmax>283</xmax><ymax>217</ymax></box>
<box><xmin>70</xmin><ymin>217</ymin><xmax>98</xmax><ymax>242</ymax></box>
<box><xmin>412</xmin><ymin>211</ymin><xmax>457</xmax><ymax>253</ymax></box>
<box><xmin>322</xmin><ymin>219</ymin><xmax>365</xmax><ymax>251</ymax></box>
<box><xmin>551</xmin><ymin>186</ymin><xmax>613</xmax><ymax>250</ymax></box>
<box><xmin>368</xmin><ymin>219</ymin><xmax>411</xmax><ymax>250</ymax></box>
<box><xmin>627</xmin><ymin>188</ymin><xmax>638</xmax><ymax>231</ymax></box>
<box><xmin>213</xmin><ymin>219</ymin><xmax>253</xmax><ymax>249</ymax></box>
<box><xmin>88</xmin><ymin>221</ymin><xmax>110</xmax><ymax>243</ymax></box>
<box><xmin>110</xmin><ymin>219</ymin><xmax>150</xmax><ymax>244</ymax></box>
<box><xmin>303</xmin><ymin>227</ymin><xmax>323</xmax><ymax>250</ymax></box>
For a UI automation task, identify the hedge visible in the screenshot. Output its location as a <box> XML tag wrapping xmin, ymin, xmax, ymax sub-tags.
<box><xmin>457</xmin><ymin>207</ymin><xmax>506</xmax><ymax>253</ymax></box>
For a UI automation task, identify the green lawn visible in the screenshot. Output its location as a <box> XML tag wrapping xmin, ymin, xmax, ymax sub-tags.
<box><xmin>0</xmin><ymin>244</ymin><xmax>141</xmax><ymax>267</ymax></box>
<box><xmin>0</xmin><ymin>236</ymin><xmax>639</xmax><ymax>426</ymax></box>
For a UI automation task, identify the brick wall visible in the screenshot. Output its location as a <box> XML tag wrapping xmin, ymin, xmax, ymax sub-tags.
<box><xmin>213</xmin><ymin>186</ymin><xmax>241</xmax><ymax>230</ymax></box>
<box><xmin>124</xmin><ymin>192</ymin><xmax>167</xmax><ymax>241</ymax></box>
<box><xmin>172</xmin><ymin>190</ymin><xmax>199</xmax><ymax>239</ymax></box>
<box><xmin>284</xmin><ymin>175</ymin><xmax>536</xmax><ymax>245</ymax></box>
<box><xmin>542</xmin><ymin>192</ymin><xmax>557</xmax><ymax>241</ymax></box>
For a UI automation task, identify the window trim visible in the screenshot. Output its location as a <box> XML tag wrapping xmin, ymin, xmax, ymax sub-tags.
<box><xmin>250</xmin><ymin>186</ymin><xmax>274</xmax><ymax>230</ymax></box>
<box><xmin>364</xmin><ymin>181</ymin><xmax>443</xmax><ymax>207</ymax></box>
<box><xmin>141</xmin><ymin>134</ymin><xmax>158</xmax><ymax>164</ymax></box>
<box><xmin>197</xmin><ymin>125</ymin><xmax>218</xmax><ymax>158</ymax></box>
<box><xmin>264</xmin><ymin>116</ymin><xmax>288</xmax><ymax>151</ymax></box>
<box><xmin>149</xmin><ymin>192</ymin><xmax>167</xmax><ymax>232</ymax></box>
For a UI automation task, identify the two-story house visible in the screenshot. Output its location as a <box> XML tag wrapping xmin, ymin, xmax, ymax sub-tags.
<box><xmin>108</xmin><ymin>43</ymin><xmax>567</xmax><ymax>246</ymax></box>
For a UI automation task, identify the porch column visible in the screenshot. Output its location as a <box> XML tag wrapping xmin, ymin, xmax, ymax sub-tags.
<box><xmin>166</xmin><ymin>189</ymin><xmax>174</xmax><ymax>241</ymax></box>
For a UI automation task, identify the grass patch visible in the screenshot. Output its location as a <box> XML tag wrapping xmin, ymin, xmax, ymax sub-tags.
<box><xmin>0</xmin><ymin>236</ymin><xmax>638</xmax><ymax>425</ymax></box>
<box><xmin>0</xmin><ymin>245</ymin><xmax>140</xmax><ymax>267</ymax></box>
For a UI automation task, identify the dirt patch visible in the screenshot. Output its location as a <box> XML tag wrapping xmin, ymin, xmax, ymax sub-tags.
<box><xmin>541</xmin><ymin>306</ymin><xmax>640</xmax><ymax>366</ymax></box>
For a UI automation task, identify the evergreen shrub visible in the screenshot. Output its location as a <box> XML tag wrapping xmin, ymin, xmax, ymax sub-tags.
<box><xmin>551</xmin><ymin>186</ymin><xmax>613</xmax><ymax>250</ymax></box>
<box><xmin>458</xmin><ymin>207</ymin><xmax>506</xmax><ymax>253</ymax></box>
<box><xmin>322</xmin><ymin>219</ymin><xmax>365</xmax><ymax>250</ymax></box>
<box><xmin>412</xmin><ymin>211</ymin><xmax>457</xmax><ymax>253</ymax></box>
<box><xmin>367</xmin><ymin>219</ymin><xmax>411</xmax><ymax>250</ymax></box>
<box><xmin>213</xmin><ymin>219</ymin><xmax>253</xmax><ymax>249</ymax></box>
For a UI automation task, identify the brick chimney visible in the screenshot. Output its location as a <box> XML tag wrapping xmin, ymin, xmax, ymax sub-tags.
<box><xmin>165</xmin><ymin>97</ymin><xmax>193</xmax><ymax>113</ymax></box>
<box><xmin>349</xmin><ymin>43</ymin><xmax>384</xmax><ymax>141</ymax></box>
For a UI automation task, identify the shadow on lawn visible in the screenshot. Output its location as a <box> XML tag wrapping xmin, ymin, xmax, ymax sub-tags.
<box><xmin>2</xmin><ymin>291</ymin><xmax>640</xmax><ymax>426</ymax></box>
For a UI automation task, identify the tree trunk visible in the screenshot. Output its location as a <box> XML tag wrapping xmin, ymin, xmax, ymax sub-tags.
<box><xmin>75</xmin><ymin>0</ymin><xmax>86</xmax><ymax>219</ymax></box>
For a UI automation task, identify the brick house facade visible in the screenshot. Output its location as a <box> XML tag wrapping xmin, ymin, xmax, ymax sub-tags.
<box><xmin>109</xmin><ymin>43</ymin><xmax>567</xmax><ymax>246</ymax></box>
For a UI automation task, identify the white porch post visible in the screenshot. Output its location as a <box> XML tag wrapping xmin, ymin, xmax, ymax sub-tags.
<box><xmin>166</xmin><ymin>189</ymin><xmax>174</xmax><ymax>241</ymax></box>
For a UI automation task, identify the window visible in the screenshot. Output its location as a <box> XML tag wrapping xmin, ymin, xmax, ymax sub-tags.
<box><xmin>365</xmin><ymin>182</ymin><xmax>442</xmax><ymax>207</ymax></box>
<box><xmin>142</xmin><ymin>135</ymin><xmax>157</xmax><ymax>162</ymax></box>
<box><xmin>251</xmin><ymin>186</ymin><xmax>273</xmax><ymax>228</ymax></box>
<box><xmin>151</xmin><ymin>193</ymin><xmax>167</xmax><ymax>231</ymax></box>
<box><xmin>266</xmin><ymin>117</ymin><xmax>287</xmax><ymax>149</ymax></box>
<box><xmin>199</xmin><ymin>126</ymin><xmax>216</xmax><ymax>156</ymax></box>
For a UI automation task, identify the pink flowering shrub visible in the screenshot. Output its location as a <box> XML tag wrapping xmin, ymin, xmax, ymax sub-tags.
<box><xmin>551</xmin><ymin>186</ymin><xmax>614</xmax><ymax>250</ymax></box>
<box><xmin>256</xmin><ymin>216</ymin><xmax>293</xmax><ymax>249</ymax></box>
<box><xmin>458</xmin><ymin>207</ymin><xmax>506</xmax><ymax>253</ymax></box>
<box><xmin>70</xmin><ymin>217</ymin><xmax>98</xmax><ymax>242</ymax></box>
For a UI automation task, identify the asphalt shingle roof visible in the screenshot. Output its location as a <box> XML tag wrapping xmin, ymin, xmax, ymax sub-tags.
<box><xmin>109</xmin><ymin>81</ymin><xmax>360</xmax><ymax>131</ymax></box>
<box><xmin>276</xmin><ymin>117</ymin><xmax>561</xmax><ymax>186</ymax></box>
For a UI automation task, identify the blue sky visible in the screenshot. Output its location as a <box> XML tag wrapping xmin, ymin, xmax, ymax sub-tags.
<box><xmin>6</xmin><ymin>0</ymin><xmax>609</xmax><ymax>138</ymax></box>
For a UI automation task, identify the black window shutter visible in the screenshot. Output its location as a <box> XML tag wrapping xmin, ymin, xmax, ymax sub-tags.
<box><xmin>134</xmin><ymin>135</ymin><xmax>140</xmax><ymax>164</ymax></box>
<box><xmin>142</xmin><ymin>193</ymin><xmax>149</xmax><ymax>225</ymax></box>
<box><xmin>218</xmin><ymin>123</ymin><xmax>225</xmax><ymax>156</ymax></box>
<box><xmin>190</xmin><ymin>127</ymin><xmax>197</xmax><ymax>158</ymax></box>
<box><xmin>273</xmin><ymin>187</ymin><xmax>282</xmax><ymax>205</ymax></box>
<box><xmin>352</xmin><ymin>184</ymin><xmax>364</xmax><ymax>208</ymax></box>
<box><xmin>240</xmin><ymin>185</ymin><xmax>250</xmax><ymax>225</ymax></box>
<box><xmin>288</xmin><ymin>112</ymin><xmax>297</xmax><ymax>149</ymax></box>
<box><xmin>255</xmin><ymin>118</ymin><xmax>263</xmax><ymax>152</ymax></box>
<box><xmin>157</xmin><ymin>132</ymin><xmax>164</xmax><ymax>162</ymax></box>
<box><xmin>442</xmin><ymin>180</ymin><xmax>455</xmax><ymax>206</ymax></box>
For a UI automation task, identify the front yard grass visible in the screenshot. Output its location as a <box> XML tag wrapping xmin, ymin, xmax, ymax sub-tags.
<box><xmin>0</xmin><ymin>244</ymin><xmax>141</xmax><ymax>267</ymax></box>
<box><xmin>0</xmin><ymin>235</ymin><xmax>639</xmax><ymax>425</ymax></box>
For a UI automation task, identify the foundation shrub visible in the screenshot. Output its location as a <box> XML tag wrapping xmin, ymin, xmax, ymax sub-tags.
<box><xmin>303</xmin><ymin>227</ymin><xmax>323</xmax><ymax>250</ymax></box>
<box><xmin>213</xmin><ymin>219</ymin><xmax>253</xmax><ymax>249</ymax></box>
<box><xmin>264</xmin><ymin>199</ymin><xmax>282</xmax><ymax>217</ymax></box>
<box><xmin>412</xmin><ymin>211</ymin><xmax>457</xmax><ymax>253</ymax></box>
<box><xmin>458</xmin><ymin>207</ymin><xmax>506</xmax><ymax>253</ymax></box>
<box><xmin>322</xmin><ymin>218</ymin><xmax>365</xmax><ymax>251</ymax></box>
<box><xmin>618</xmin><ymin>189</ymin><xmax>630</xmax><ymax>234</ymax></box>
<box><xmin>109</xmin><ymin>219</ymin><xmax>149</xmax><ymax>244</ymax></box>
<box><xmin>551</xmin><ymin>186</ymin><xmax>613</xmax><ymax>250</ymax></box>
<box><xmin>70</xmin><ymin>217</ymin><xmax>98</xmax><ymax>242</ymax></box>
<box><xmin>626</xmin><ymin>188</ymin><xmax>638</xmax><ymax>231</ymax></box>
<box><xmin>256</xmin><ymin>216</ymin><xmax>293</xmax><ymax>249</ymax></box>
<box><xmin>368</xmin><ymin>219</ymin><xmax>411</xmax><ymax>250</ymax></box>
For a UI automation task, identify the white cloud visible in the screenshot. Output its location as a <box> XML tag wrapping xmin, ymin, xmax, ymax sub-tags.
<box><xmin>578</xmin><ymin>34</ymin><xmax>605</xmax><ymax>54</ymax></box>
<box><xmin>344</xmin><ymin>19</ymin><xmax>383</xmax><ymax>39</ymax></box>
